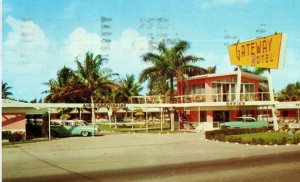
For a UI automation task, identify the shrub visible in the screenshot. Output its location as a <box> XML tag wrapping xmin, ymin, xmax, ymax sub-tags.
<box><xmin>2</xmin><ymin>131</ymin><xmax>12</xmax><ymax>140</ymax></box>
<box><xmin>281</xmin><ymin>137</ymin><xmax>287</xmax><ymax>145</ymax></box>
<box><xmin>292</xmin><ymin>137</ymin><xmax>300</xmax><ymax>144</ymax></box>
<box><xmin>26</xmin><ymin>132</ymin><xmax>34</xmax><ymax>140</ymax></box>
<box><xmin>226</xmin><ymin>136</ymin><xmax>242</xmax><ymax>143</ymax></box>
<box><xmin>215</xmin><ymin>134</ymin><xmax>226</xmax><ymax>141</ymax></box>
<box><xmin>9</xmin><ymin>131</ymin><xmax>26</xmax><ymax>142</ymax></box>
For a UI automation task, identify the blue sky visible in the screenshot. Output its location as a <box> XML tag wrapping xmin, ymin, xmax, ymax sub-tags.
<box><xmin>2</xmin><ymin>0</ymin><xmax>300</xmax><ymax>101</ymax></box>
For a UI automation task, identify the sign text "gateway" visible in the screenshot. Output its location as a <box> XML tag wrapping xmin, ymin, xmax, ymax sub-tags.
<box><xmin>236</xmin><ymin>38</ymin><xmax>273</xmax><ymax>64</ymax></box>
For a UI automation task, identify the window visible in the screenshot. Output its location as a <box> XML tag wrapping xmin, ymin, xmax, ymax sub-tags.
<box><xmin>188</xmin><ymin>84</ymin><xmax>205</xmax><ymax>95</ymax></box>
<box><xmin>212</xmin><ymin>82</ymin><xmax>235</xmax><ymax>102</ymax></box>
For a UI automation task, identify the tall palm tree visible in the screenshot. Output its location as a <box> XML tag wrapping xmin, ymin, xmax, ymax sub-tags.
<box><xmin>140</xmin><ymin>40</ymin><xmax>207</xmax><ymax>131</ymax></box>
<box><xmin>75</xmin><ymin>51</ymin><xmax>118</xmax><ymax>103</ymax></box>
<box><xmin>116</xmin><ymin>74</ymin><xmax>143</xmax><ymax>103</ymax></box>
<box><xmin>140</xmin><ymin>40</ymin><xmax>207</xmax><ymax>102</ymax></box>
<box><xmin>2</xmin><ymin>82</ymin><xmax>13</xmax><ymax>99</ymax></box>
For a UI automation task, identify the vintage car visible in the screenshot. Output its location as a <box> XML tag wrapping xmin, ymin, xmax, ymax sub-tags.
<box><xmin>257</xmin><ymin>114</ymin><xmax>273</xmax><ymax>123</ymax></box>
<box><xmin>50</xmin><ymin>119</ymin><xmax>100</xmax><ymax>137</ymax></box>
<box><xmin>220</xmin><ymin>116</ymin><xmax>268</xmax><ymax>129</ymax></box>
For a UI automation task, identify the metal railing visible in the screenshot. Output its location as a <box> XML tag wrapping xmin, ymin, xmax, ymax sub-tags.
<box><xmin>129</xmin><ymin>92</ymin><xmax>270</xmax><ymax>104</ymax></box>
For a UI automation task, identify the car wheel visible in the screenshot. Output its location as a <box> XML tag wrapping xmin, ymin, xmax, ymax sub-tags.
<box><xmin>51</xmin><ymin>131</ymin><xmax>58</xmax><ymax>138</ymax></box>
<box><xmin>81</xmin><ymin>131</ymin><xmax>89</xmax><ymax>137</ymax></box>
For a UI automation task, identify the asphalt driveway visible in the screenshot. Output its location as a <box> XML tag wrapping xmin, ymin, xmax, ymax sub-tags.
<box><xmin>3</xmin><ymin>133</ymin><xmax>300</xmax><ymax>181</ymax></box>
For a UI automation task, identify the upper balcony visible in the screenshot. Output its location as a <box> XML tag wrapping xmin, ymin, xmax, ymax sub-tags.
<box><xmin>129</xmin><ymin>92</ymin><xmax>271</xmax><ymax>104</ymax></box>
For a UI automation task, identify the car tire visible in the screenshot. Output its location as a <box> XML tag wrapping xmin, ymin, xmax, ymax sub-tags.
<box><xmin>81</xmin><ymin>131</ymin><xmax>89</xmax><ymax>137</ymax></box>
<box><xmin>51</xmin><ymin>131</ymin><xmax>58</xmax><ymax>138</ymax></box>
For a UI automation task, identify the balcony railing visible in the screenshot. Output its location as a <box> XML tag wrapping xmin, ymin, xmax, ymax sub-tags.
<box><xmin>130</xmin><ymin>92</ymin><xmax>270</xmax><ymax>104</ymax></box>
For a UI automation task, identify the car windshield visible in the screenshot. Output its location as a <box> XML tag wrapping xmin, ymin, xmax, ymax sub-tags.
<box><xmin>234</xmin><ymin>117</ymin><xmax>255</xmax><ymax>122</ymax></box>
<box><xmin>234</xmin><ymin>117</ymin><xmax>243</xmax><ymax>122</ymax></box>
<box><xmin>51</xmin><ymin>120</ymin><xmax>87</xmax><ymax>126</ymax></box>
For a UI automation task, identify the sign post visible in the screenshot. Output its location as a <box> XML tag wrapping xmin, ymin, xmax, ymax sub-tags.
<box><xmin>266</xmin><ymin>69</ymin><xmax>279</xmax><ymax>131</ymax></box>
<box><xmin>228</xmin><ymin>33</ymin><xmax>287</xmax><ymax>131</ymax></box>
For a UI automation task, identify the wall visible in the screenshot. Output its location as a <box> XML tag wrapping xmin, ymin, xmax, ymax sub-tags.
<box><xmin>2</xmin><ymin>113</ymin><xmax>26</xmax><ymax>132</ymax></box>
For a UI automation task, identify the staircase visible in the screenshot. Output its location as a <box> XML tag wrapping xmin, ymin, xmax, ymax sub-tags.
<box><xmin>180</xmin><ymin>112</ymin><xmax>194</xmax><ymax>130</ymax></box>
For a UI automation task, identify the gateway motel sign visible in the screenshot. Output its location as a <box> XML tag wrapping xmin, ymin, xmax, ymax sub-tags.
<box><xmin>228</xmin><ymin>33</ymin><xmax>287</xmax><ymax>69</ymax></box>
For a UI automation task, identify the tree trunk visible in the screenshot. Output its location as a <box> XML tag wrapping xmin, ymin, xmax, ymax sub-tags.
<box><xmin>169</xmin><ymin>77</ymin><xmax>175</xmax><ymax>131</ymax></box>
<box><xmin>169</xmin><ymin>77</ymin><xmax>174</xmax><ymax>103</ymax></box>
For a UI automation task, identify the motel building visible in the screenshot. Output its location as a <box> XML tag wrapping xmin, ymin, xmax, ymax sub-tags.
<box><xmin>2</xmin><ymin>71</ymin><xmax>300</xmax><ymax>136</ymax></box>
<box><xmin>130</xmin><ymin>71</ymin><xmax>300</xmax><ymax>131</ymax></box>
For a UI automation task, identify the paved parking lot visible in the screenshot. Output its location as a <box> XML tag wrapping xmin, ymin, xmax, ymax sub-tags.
<box><xmin>3</xmin><ymin>133</ymin><xmax>300</xmax><ymax>181</ymax></box>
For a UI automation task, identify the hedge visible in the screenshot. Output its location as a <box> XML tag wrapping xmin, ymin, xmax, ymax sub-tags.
<box><xmin>9</xmin><ymin>131</ymin><xmax>26</xmax><ymax>142</ymax></box>
<box><xmin>2</xmin><ymin>131</ymin><xmax>12</xmax><ymax>140</ymax></box>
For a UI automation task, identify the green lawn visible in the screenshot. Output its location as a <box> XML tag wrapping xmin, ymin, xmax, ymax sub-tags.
<box><xmin>100</xmin><ymin>123</ymin><xmax>170</xmax><ymax>133</ymax></box>
<box><xmin>234</xmin><ymin>132</ymin><xmax>300</xmax><ymax>141</ymax></box>
<box><xmin>99</xmin><ymin>122</ymin><xmax>189</xmax><ymax>134</ymax></box>
<box><xmin>226</xmin><ymin>132</ymin><xmax>300</xmax><ymax>145</ymax></box>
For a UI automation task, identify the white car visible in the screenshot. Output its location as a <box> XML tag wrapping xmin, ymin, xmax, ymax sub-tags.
<box><xmin>257</xmin><ymin>114</ymin><xmax>273</xmax><ymax>123</ymax></box>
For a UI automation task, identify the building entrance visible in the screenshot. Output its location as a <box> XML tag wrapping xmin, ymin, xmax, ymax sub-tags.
<box><xmin>213</xmin><ymin>111</ymin><xmax>229</xmax><ymax>123</ymax></box>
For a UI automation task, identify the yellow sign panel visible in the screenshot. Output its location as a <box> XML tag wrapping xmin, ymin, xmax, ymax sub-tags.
<box><xmin>228</xmin><ymin>33</ymin><xmax>287</xmax><ymax>69</ymax></box>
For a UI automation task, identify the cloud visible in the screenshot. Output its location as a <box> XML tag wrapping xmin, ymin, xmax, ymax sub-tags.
<box><xmin>59</xmin><ymin>27</ymin><xmax>102</xmax><ymax>67</ymax></box>
<box><xmin>109</xmin><ymin>28</ymin><xmax>151</xmax><ymax>76</ymax></box>
<box><xmin>199</xmin><ymin>0</ymin><xmax>251</xmax><ymax>9</ymax></box>
<box><xmin>195</xmin><ymin>51</ymin><xmax>234</xmax><ymax>73</ymax></box>
<box><xmin>2</xmin><ymin>17</ymin><xmax>152</xmax><ymax>100</ymax></box>
<box><xmin>3</xmin><ymin>16</ymin><xmax>50</xmax><ymax>100</ymax></box>
<box><xmin>3</xmin><ymin>16</ymin><xmax>49</xmax><ymax>71</ymax></box>
<box><xmin>59</xmin><ymin>27</ymin><xmax>151</xmax><ymax>75</ymax></box>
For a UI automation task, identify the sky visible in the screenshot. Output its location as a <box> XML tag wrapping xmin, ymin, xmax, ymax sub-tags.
<box><xmin>2</xmin><ymin>0</ymin><xmax>300</xmax><ymax>101</ymax></box>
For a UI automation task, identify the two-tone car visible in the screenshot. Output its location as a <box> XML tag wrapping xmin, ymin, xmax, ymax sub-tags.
<box><xmin>220</xmin><ymin>116</ymin><xmax>268</xmax><ymax>129</ymax></box>
<box><xmin>50</xmin><ymin>119</ymin><xmax>100</xmax><ymax>137</ymax></box>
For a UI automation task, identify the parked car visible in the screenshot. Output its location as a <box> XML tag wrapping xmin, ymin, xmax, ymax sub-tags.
<box><xmin>220</xmin><ymin>116</ymin><xmax>268</xmax><ymax>129</ymax></box>
<box><xmin>50</xmin><ymin>119</ymin><xmax>100</xmax><ymax>137</ymax></box>
<box><xmin>257</xmin><ymin>114</ymin><xmax>273</xmax><ymax>123</ymax></box>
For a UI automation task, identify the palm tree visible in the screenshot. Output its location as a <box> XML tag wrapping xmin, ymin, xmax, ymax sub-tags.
<box><xmin>44</xmin><ymin>52</ymin><xmax>118</xmax><ymax>103</ymax></box>
<box><xmin>2</xmin><ymin>82</ymin><xmax>13</xmax><ymax>99</ymax></box>
<box><xmin>147</xmin><ymin>74</ymin><xmax>169</xmax><ymax>95</ymax></box>
<box><xmin>277</xmin><ymin>82</ymin><xmax>300</xmax><ymax>101</ymax></box>
<box><xmin>116</xmin><ymin>74</ymin><xmax>143</xmax><ymax>103</ymax></box>
<box><xmin>234</xmin><ymin>66</ymin><xmax>265</xmax><ymax>76</ymax></box>
<box><xmin>75</xmin><ymin>51</ymin><xmax>118</xmax><ymax>103</ymax></box>
<box><xmin>140</xmin><ymin>40</ymin><xmax>207</xmax><ymax>102</ymax></box>
<box><xmin>43</xmin><ymin>66</ymin><xmax>83</xmax><ymax>103</ymax></box>
<box><xmin>207</xmin><ymin>66</ymin><xmax>217</xmax><ymax>74</ymax></box>
<box><xmin>140</xmin><ymin>40</ymin><xmax>207</xmax><ymax>131</ymax></box>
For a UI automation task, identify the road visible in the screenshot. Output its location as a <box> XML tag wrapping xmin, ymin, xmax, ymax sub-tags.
<box><xmin>2</xmin><ymin>133</ymin><xmax>300</xmax><ymax>181</ymax></box>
